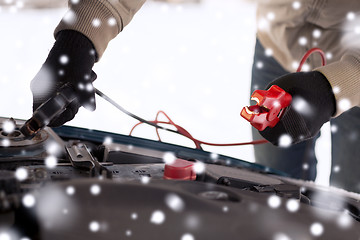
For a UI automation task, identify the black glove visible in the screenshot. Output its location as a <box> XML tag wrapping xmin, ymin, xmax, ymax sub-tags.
<box><xmin>30</xmin><ymin>30</ymin><xmax>97</xmax><ymax>127</ymax></box>
<box><xmin>259</xmin><ymin>71</ymin><xmax>336</xmax><ymax>146</ymax></box>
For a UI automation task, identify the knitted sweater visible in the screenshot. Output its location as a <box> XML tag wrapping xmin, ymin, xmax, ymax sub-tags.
<box><xmin>55</xmin><ymin>0</ymin><xmax>359</xmax><ymax>116</ymax></box>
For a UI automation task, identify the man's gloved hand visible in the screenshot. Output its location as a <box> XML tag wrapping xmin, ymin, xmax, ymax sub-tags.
<box><xmin>259</xmin><ymin>71</ymin><xmax>336</xmax><ymax>146</ymax></box>
<box><xmin>30</xmin><ymin>30</ymin><xmax>97</xmax><ymax>127</ymax></box>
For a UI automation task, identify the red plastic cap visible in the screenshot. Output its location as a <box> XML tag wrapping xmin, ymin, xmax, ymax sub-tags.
<box><xmin>163</xmin><ymin>159</ymin><xmax>196</xmax><ymax>180</ymax></box>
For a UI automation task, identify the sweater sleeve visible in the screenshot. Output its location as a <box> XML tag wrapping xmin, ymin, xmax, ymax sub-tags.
<box><xmin>315</xmin><ymin>50</ymin><xmax>360</xmax><ymax>117</ymax></box>
<box><xmin>54</xmin><ymin>0</ymin><xmax>146</xmax><ymax>61</ymax></box>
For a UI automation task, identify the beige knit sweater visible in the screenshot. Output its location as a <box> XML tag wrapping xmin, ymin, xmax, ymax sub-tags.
<box><xmin>55</xmin><ymin>0</ymin><xmax>359</xmax><ymax>117</ymax></box>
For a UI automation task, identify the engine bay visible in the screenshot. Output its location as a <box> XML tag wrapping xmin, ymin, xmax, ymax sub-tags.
<box><xmin>0</xmin><ymin>117</ymin><xmax>359</xmax><ymax>239</ymax></box>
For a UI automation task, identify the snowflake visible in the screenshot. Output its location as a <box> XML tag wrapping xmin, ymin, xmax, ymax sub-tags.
<box><xmin>2</xmin><ymin>139</ymin><xmax>10</xmax><ymax>147</ymax></box>
<box><xmin>298</xmin><ymin>36</ymin><xmax>307</xmax><ymax>46</ymax></box>
<box><xmin>92</xmin><ymin>18</ymin><xmax>101</xmax><ymax>28</ymax></box>
<box><xmin>163</xmin><ymin>152</ymin><xmax>176</xmax><ymax>164</ymax></box>
<box><xmin>338</xmin><ymin>98</ymin><xmax>351</xmax><ymax>111</ymax></box>
<box><xmin>331</xmin><ymin>124</ymin><xmax>338</xmax><ymax>133</ymax></box>
<box><xmin>141</xmin><ymin>175</ymin><xmax>150</xmax><ymax>184</ymax></box>
<box><xmin>266</xmin><ymin>12</ymin><xmax>275</xmax><ymax>21</ymax></box>
<box><xmin>58</xmin><ymin>69</ymin><xmax>64</xmax><ymax>76</ymax></box>
<box><xmin>89</xmin><ymin>221</ymin><xmax>100</xmax><ymax>232</ymax></box>
<box><xmin>63</xmin><ymin>10</ymin><xmax>77</xmax><ymax>25</ymax></box>
<box><xmin>210</xmin><ymin>152</ymin><xmax>218</xmax><ymax>160</ymax></box>
<box><xmin>85</xmin><ymin>83</ymin><xmax>93</xmax><ymax>92</ymax></box>
<box><xmin>181</xmin><ymin>233</ymin><xmax>195</xmax><ymax>240</ymax></box>
<box><xmin>222</xmin><ymin>206</ymin><xmax>229</xmax><ymax>212</ymax></box>
<box><xmin>125</xmin><ymin>230</ymin><xmax>132</xmax><ymax>236</ymax></box>
<box><xmin>347</xmin><ymin>12</ymin><xmax>355</xmax><ymax>21</ymax></box>
<box><xmin>325</xmin><ymin>52</ymin><xmax>333</xmax><ymax>60</ymax></box>
<box><xmin>108</xmin><ymin>17</ymin><xmax>117</xmax><ymax>26</ymax></box>
<box><xmin>71</xmin><ymin>0</ymin><xmax>80</xmax><ymax>4</ymax></box>
<box><xmin>45</xmin><ymin>155</ymin><xmax>57</xmax><ymax>169</ymax></box>
<box><xmin>66</xmin><ymin>186</ymin><xmax>75</xmax><ymax>195</ymax></box>
<box><xmin>292</xmin><ymin>1</ymin><xmax>301</xmax><ymax>10</ymax></box>
<box><xmin>333</xmin><ymin>165</ymin><xmax>341</xmax><ymax>173</ymax></box>
<box><xmin>150</xmin><ymin>210</ymin><xmax>165</xmax><ymax>225</ymax></box>
<box><xmin>332</xmin><ymin>86</ymin><xmax>340</xmax><ymax>94</ymax></box>
<box><xmin>265</xmin><ymin>48</ymin><xmax>273</xmax><ymax>57</ymax></box>
<box><xmin>256</xmin><ymin>61</ymin><xmax>264</xmax><ymax>69</ymax></box>
<box><xmin>46</xmin><ymin>141</ymin><xmax>61</xmax><ymax>155</ymax></box>
<box><xmin>337</xmin><ymin>211</ymin><xmax>353</xmax><ymax>229</ymax></box>
<box><xmin>103</xmin><ymin>136</ymin><xmax>113</xmax><ymax>145</ymax></box>
<box><xmin>278</xmin><ymin>134</ymin><xmax>292</xmax><ymax>148</ymax></box>
<box><xmin>22</xmin><ymin>194</ymin><xmax>36</xmax><ymax>208</ymax></box>
<box><xmin>165</xmin><ymin>193</ymin><xmax>185</xmax><ymax>212</ymax></box>
<box><xmin>292</xmin><ymin>97</ymin><xmax>312</xmax><ymax>116</ymax></box>
<box><xmin>2</xmin><ymin>119</ymin><xmax>15</xmax><ymax>134</ymax></box>
<box><xmin>310</xmin><ymin>222</ymin><xmax>323</xmax><ymax>236</ymax></box>
<box><xmin>90</xmin><ymin>184</ymin><xmax>101</xmax><ymax>195</ymax></box>
<box><xmin>268</xmin><ymin>195</ymin><xmax>281</xmax><ymax>209</ymax></box>
<box><xmin>131</xmin><ymin>213</ymin><xmax>138</xmax><ymax>220</ymax></box>
<box><xmin>312</xmin><ymin>29</ymin><xmax>321</xmax><ymax>39</ymax></box>
<box><xmin>192</xmin><ymin>162</ymin><xmax>205</xmax><ymax>174</ymax></box>
<box><xmin>273</xmin><ymin>232</ymin><xmax>291</xmax><ymax>240</ymax></box>
<box><xmin>286</xmin><ymin>199</ymin><xmax>300</xmax><ymax>212</ymax></box>
<box><xmin>59</xmin><ymin>55</ymin><xmax>69</xmax><ymax>65</ymax></box>
<box><xmin>15</xmin><ymin>167</ymin><xmax>28</xmax><ymax>181</ymax></box>
<box><xmin>302</xmin><ymin>163</ymin><xmax>309</xmax><ymax>170</ymax></box>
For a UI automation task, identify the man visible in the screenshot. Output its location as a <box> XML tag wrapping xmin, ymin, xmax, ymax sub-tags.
<box><xmin>252</xmin><ymin>1</ymin><xmax>360</xmax><ymax>193</ymax></box>
<box><xmin>30</xmin><ymin>0</ymin><xmax>359</xmax><ymax>192</ymax></box>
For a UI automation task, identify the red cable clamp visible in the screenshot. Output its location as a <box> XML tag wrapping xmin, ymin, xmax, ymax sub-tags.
<box><xmin>240</xmin><ymin>85</ymin><xmax>292</xmax><ymax>131</ymax></box>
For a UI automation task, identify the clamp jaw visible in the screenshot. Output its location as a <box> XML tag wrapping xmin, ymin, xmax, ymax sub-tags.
<box><xmin>241</xmin><ymin>85</ymin><xmax>292</xmax><ymax>131</ymax></box>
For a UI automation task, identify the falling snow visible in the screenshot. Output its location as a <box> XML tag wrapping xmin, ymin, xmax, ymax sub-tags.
<box><xmin>268</xmin><ymin>195</ymin><xmax>281</xmax><ymax>209</ymax></box>
<box><xmin>45</xmin><ymin>155</ymin><xmax>57</xmax><ymax>168</ymax></box>
<box><xmin>1</xmin><ymin>139</ymin><xmax>10</xmax><ymax>147</ymax></box>
<box><xmin>333</xmin><ymin>165</ymin><xmax>340</xmax><ymax>173</ymax></box>
<box><xmin>193</xmin><ymin>161</ymin><xmax>205</xmax><ymax>174</ymax></box>
<box><xmin>59</xmin><ymin>55</ymin><xmax>69</xmax><ymax>65</ymax></box>
<box><xmin>332</xmin><ymin>86</ymin><xmax>340</xmax><ymax>94</ymax></box>
<box><xmin>108</xmin><ymin>17</ymin><xmax>116</xmax><ymax>26</ymax></box>
<box><xmin>66</xmin><ymin>186</ymin><xmax>75</xmax><ymax>195</ymax></box>
<box><xmin>312</xmin><ymin>29</ymin><xmax>321</xmax><ymax>39</ymax></box>
<box><xmin>92</xmin><ymin>18</ymin><xmax>101</xmax><ymax>27</ymax></box>
<box><xmin>165</xmin><ymin>193</ymin><xmax>185</xmax><ymax>212</ymax></box>
<box><xmin>265</xmin><ymin>48</ymin><xmax>273</xmax><ymax>57</ymax></box>
<box><xmin>2</xmin><ymin>119</ymin><xmax>15</xmax><ymax>133</ymax></box>
<box><xmin>292</xmin><ymin>97</ymin><xmax>312</xmax><ymax>116</ymax></box>
<box><xmin>131</xmin><ymin>213</ymin><xmax>138</xmax><ymax>220</ymax></box>
<box><xmin>15</xmin><ymin>167</ymin><xmax>28</xmax><ymax>181</ymax></box>
<box><xmin>256</xmin><ymin>61</ymin><xmax>264</xmax><ymax>69</ymax></box>
<box><xmin>278</xmin><ymin>134</ymin><xmax>292</xmax><ymax>147</ymax></box>
<box><xmin>273</xmin><ymin>232</ymin><xmax>291</xmax><ymax>240</ymax></box>
<box><xmin>337</xmin><ymin>211</ymin><xmax>353</xmax><ymax>229</ymax></box>
<box><xmin>90</xmin><ymin>184</ymin><xmax>101</xmax><ymax>195</ymax></box>
<box><xmin>181</xmin><ymin>233</ymin><xmax>195</xmax><ymax>240</ymax></box>
<box><xmin>22</xmin><ymin>194</ymin><xmax>36</xmax><ymax>208</ymax></box>
<box><xmin>347</xmin><ymin>12</ymin><xmax>356</xmax><ymax>21</ymax></box>
<box><xmin>298</xmin><ymin>36</ymin><xmax>307</xmax><ymax>46</ymax></box>
<box><xmin>150</xmin><ymin>210</ymin><xmax>165</xmax><ymax>225</ymax></box>
<box><xmin>286</xmin><ymin>199</ymin><xmax>300</xmax><ymax>212</ymax></box>
<box><xmin>292</xmin><ymin>1</ymin><xmax>301</xmax><ymax>10</ymax></box>
<box><xmin>89</xmin><ymin>221</ymin><xmax>100</xmax><ymax>232</ymax></box>
<box><xmin>310</xmin><ymin>222</ymin><xmax>324</xmax><ymax>236</ymax></box>
<box><xmin>103</xmin><ymin>136</ymin><xmax>113</xmax><ymax>145</ymax></box>
<box><xmin>338</xmin><ymin>98</ymin><xmax>351</xmax><ymax>111</ymax></box>
<box><xmin>125</xmin><ymin>230</ymin><xmax>132</xmax><ymax>236</ymax></box>
<box><xmin>163</xmin><ymin>152</ymin><xmax>176</xmax><ymax>164</ymax></box>
<box><xmin>141</xmin><ymin>175</ymin><xmax>150</xmax><ymax>184</ymax></box>
<box><xmin>63</xmin><ymin>10</ymin><xmax>76</xmax><ymax>24</ymax></box>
